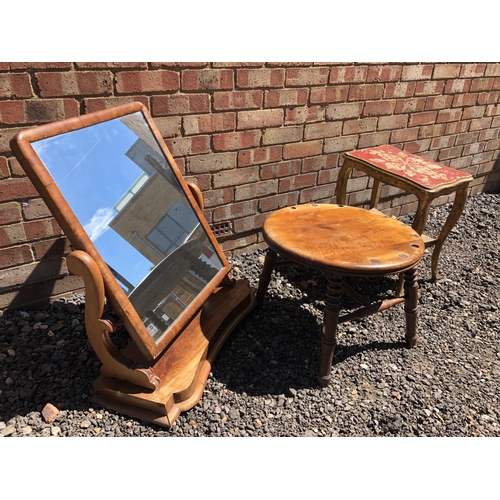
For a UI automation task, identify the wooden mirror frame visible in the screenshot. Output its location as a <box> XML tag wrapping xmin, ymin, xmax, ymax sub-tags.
<box><xmin>10</xmin><ymin>102</ymin><xmax>256</xmax><ymax>426</ymax></box>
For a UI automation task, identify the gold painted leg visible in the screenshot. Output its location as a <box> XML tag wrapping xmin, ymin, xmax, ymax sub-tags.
<box><xmin>256</xmin><ymin>248</ymin><xmax>278</xmax><ymax>306</ymax></box>
<box><xmin>395</xmin><ymin>197</ymin><xmax>432</xmax><ymax>297</ymax></box>
<box><xmin>336</xmin><ymin>162</ymin><xmax>354</xmax><ymax>205</ymax></box>
<box><xmin>318</xmin><ymin>274</ymin><xmax>342</xmax><ymax>387</ymax></box>
<box><xmin>431</xmin><ymin>187</ymin><xmax>469</xmax><ymax>281</ymax></box>
<box><xmin>370</xmin><ymin>178</ymin><xmax>382</xmax><ymax>209</ymax></box>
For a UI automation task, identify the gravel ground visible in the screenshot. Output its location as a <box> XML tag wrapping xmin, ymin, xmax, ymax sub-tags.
<box><xmin>0</xmin><ymin>192</ymin><xmax>499</xmax><ymax>437</ymax></box>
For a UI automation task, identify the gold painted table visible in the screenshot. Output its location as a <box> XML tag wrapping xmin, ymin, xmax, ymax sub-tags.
<box><xmin>338</xmin><ymin>145</ymin><xmax>473</xmax><ymax>285</ymax></box>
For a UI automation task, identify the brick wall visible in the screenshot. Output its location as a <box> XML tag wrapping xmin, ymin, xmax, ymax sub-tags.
<box><xmin>1</xmin><ymin>62</ymin><xmax>499</xmax><ymax>311</ymax></box>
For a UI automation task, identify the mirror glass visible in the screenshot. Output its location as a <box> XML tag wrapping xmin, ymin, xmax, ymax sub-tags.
<box><xmin>32</xmin><ymin>111</ymin><xmax>223</xmax><ymax>343</ymax></box>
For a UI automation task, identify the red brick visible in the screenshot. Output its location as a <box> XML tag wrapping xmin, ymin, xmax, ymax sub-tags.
<box><xmin>318</xmin><ymin>167</ymin><xmax>340</xmax><ymax>185</ymax></box>
<box><xmin>237</xmin><ymin>109</ymin><xmax>283</xmax><ymax>130</ymax></box>
<box><xmin>455</xmin><ymin>131</ymin><xmax>480</xmax><ymax>146</ymax></box>
<box><xmin>463</xmin><ymin>143</ymin><xmax>485</xmax><ymax>155</ymax></box>
<box><xmin>116</xmin><ymin>70</ymin><xmax>179</xmax><ymax>93</ymax></box>
<box><xmin>283</xmin><ymin>140</ymin><xmax>322</xmax><ymax>159</ymax></box>
<box><xmin>461</xmin><ymin>106</ymin><xmax>486</xmax><ymax>119</ymax></box>
<box><xmin>0</xmin><ymin>127</ymin><xmax>24</xmax><ymax>155</ymax></box>
<box><xmin>24</xmin><ymin>218</ymin><xmax>63</xmax><ymax>241</ymax></box>
<box><xmin>0</xmin><ymin>101</ymin><xmax>24</xmax><ymax>124</ymax></box>
<box><xmin>479</xmin><ymin>128</ymin><xmax>499</xmax><ymax>141</ymax></box>
<box><xmin>279</xmin><ymin>172</ymin><xmax>317</xmax><ymax>192</ymax></box>
<box><xmin>367</xmin><ymin>65</ymin><xmax>402</xmax><ymax>82</ymax></box>
<box><xmin>330</xmin><ymin>66</ymin><xmax>367</xmax><ymax>83</ymax></box>
<box><xmin>445</xmin><ymin>121</ymin><xmax>470</xmax><ymax>135</ymax></box>
<box><xmin>470</xmin><ymin>78</ymin><xmax>494</xmax><ymax>92</ymax></box>
<box><xmin>37</xmin><ymin>71</ymin><xmax>112</xmax><ymax>97</ymax></box>
<box><xmin>460</xmin><ymin>64</ymin><xmax>486</xmax><ymax>78</ymax></box>
<box><xmin>10</xmin><ymin>62</ymin><xmax>72</xmax><ymax>70</ymax></box>
<box><xmin>22</xmin><ymin>198</ymin><xmax>51</xmax><ymax>220</ymax></box>
<box><xmin>213</xmin><ymin>130</ymin><xmax>261</xmax><ymax>151</ymax></box>
<box><xmin>76</xmin><ymin>62</ymin><xmax>147</xmax><ymax>69</ymax></box>
<box><xmin>33</xmin><ymin>237</ymin><xmax>72</xmax><ymax>259</ymax></box>
<box><xmin>486</xmin><ymin>104</ymin><xmax>500</xmax><ymax>116</ymax></box>
<box><xmin>478</xmin><ymin>91</ymin><xmax>500</xmax><ymax>105</ymax></box>
<box><xmin>302</xmin><ymin>154</ymin><xmax>338</xmax><ymax>173</ymax></box>
<box><xmin>433</xmin><ymin>64</ymin><xmax>461</xmax><ymax>79</ymax></box>
<box><xmin>299</xmin><ymin>184</ymin><xmax>335</xmax><ymax>203</ymax></box>
<box><xmin>233</xmin><ymin>213</ymin><xmax>268</xmax><ymax>233</ymax></box>
<box><xmin>326</xmin><ymin>102</ymin><xmax>363</xmax><ymax>120</ymax></box>
<box><xmin>358</xmin><ymin>131</ymin><xmax>391</xmax><ymax>148</ymax></box>
<box><xmin>310</xmin><ymin>86</ymin><xmax>349</xmax><ymax>103</ymax></box>
<box><xmin>438</xmin><ymin>146</ymin><xmax>464</xmax><ymax>161</ymax></box>
<box><xmin>182</xmin><ymin>69</ymin><xmax>233</xmax><ymax>90</ymax></box>
<box><xmin>485</xmin><ymin>64</ymin><xmax>500</xmax><ymax>77</ymax></box>
<box><xmin>469</xmin><ymin>117</ymin><xmax>493</xmax><ymax>131</ymax></box>
<box><xmin>425</xmin><ymin>95</ymin><xmax>453</xmax><ymax>110</ymax></box>
<box><xmin>152</xmin><ymin>94</ymin><xmax>210</xmax><ymax>115</ymax></box>
<box><xmin>262</xmin><ymin>126</ymin><xmax>303</xmax><ymax>145</ymax></box>
<box><xmin>0</xmin><ymin>222</ymin><xmax>27</xmax><ymax>247</ymax></box>
<box><xmin>437</xmin><ymin>108</ymin><xmax>463</xmax><ymax>123</ymax></box>
<box><xmin>5</xmin><ymin>99</ymin><xmax>79</xmax><ymax>125</ymax></box>
<box><xmin>348</xmin><ymin>84</ymin><xmax>384</xmax><ymax>101</ymax></box>
<box><xmin>363</xmin><ymin>100</ymin><xmax>395</xmax><ymax>116</ymax></box>
<box><xmin>394</xmin><ymin>97</ymin><xmax>426</xmax><ymax>114</ymax></box>
<box><xmin>0</xmin><ymin>73</ymin><xmax>33</xmax><ymax>99</ymax></box>
<box><xmin>430</xmin><ymin>136</ymin><xmax>455</xmax><ymax>150</ymax></box>
<box><xmin>401</xmin><ymin>64</ymin><xmax>434</xmax><ymax>81</ymax></box>
<box><xmin>452</xmin><ymin>93</ymin><xmax>478</xmax><ymax>107</ymax></box>
<box><xmin>236</xmin><ymin>69</ymin><xmax>285</xmax><ymax>88</ymax></box>
<box><xmin>402</xmin><ymin>140</ymin><xmax>432</xmax><ymax>154</ymax></box>
<box><xmin>343</xmin><ymin>117</ymin><xmax>377</xmax><ymax>135</ymax></box>
<box><xmin>418</xmin><ymin>124</ymin><xmax>446</xmax><ymax>139</ymax></box>
<box><xmin>213</xmin><ymin>90</ymin><xmax>263</xmax><ymax>110</ymax></box>
<box><xmin>260</xmin><ymin>160</ymin><xmax>301</xmax><ymax>180</ymax></box>
<box><xmin>285</xmin><ymin>105</ymin><xmax>325</xmax><ymax>125</ymax></box>
<box><xmin>0</xmin><ymin>177</ymin><xmax>38</xmax><ymax>202</ymax></box>
<box><xmin>1</xmin><ymin>245</ymin><xmax>40</xmax><ymax>277</ymax></box>
<box><xmin>444</xmin><ymin>78</ymin><xmax>471</xmax><ymax>94</ymax></box>
<box><xmin>0</xmin><ymin>202</ymin><xmax>21</xmax><ymax>225</ymax></box>
<box><xmin>154</xmin><ymin>116</ymin><xmax>182</xmax><ymax>138</ymax></box>
<box><xmin>202</xmin><ymin>187</ymin><xmax>234</xmax><ymax>208</ymax></box>
<box><xmin>238</xmin><ymin>146</ymin><xmax>282</xmax><ymax>166</ymax></box>
<box><xmin>415</xmin><ymin>81</ymin><xmax>445</xmax><ymax>96</ymax></box>
<box><xmin>213</xmin><ymin>199</ymin><xmax>258</xmax><ymax>222</ymax></box>
<box><xmin>165</xmin><ymin>135</ymin><xmax>210</xmax><ymax>156</ymax></box>
<box><xmin>384</xmin><ymin>82</ymin><xmax>416</xmax><ymax>98</ymax></box>
<box><xmin>258</xmin><ymin>192</ymin><xmax>299</xmax><ymax>212</ymax></box>
<box><xmin>324</xmin><ymin>135</ymin><xmax>359</xmax><ymax>153</ymax></box>
<box><xmin>471</xmin><ymin>151</ymin><xmax>494</xmax><ymax>165</ymax></box>
<box><xmin>390</xmin><ymin>127</ymin><xmax>419</xmax><ymax>143</ymax></box>
<box><xmin>151</xmin><ymin>62</ymin><xmax>208</xmax><ymax>68</ymax></box>
<box><xmin>84</xmin><ymin>96</ymin><xmax>150</xmax><ymax>114</ymax></box>
<box><xmin>286</xmin><ymin>67</ymin><xmax>329</xmax><ymax>86</ymax></box>
<box><xmin>183</xmin><ymin>113</ymin><xmax>235</xmax><ymax>135</ymax></box>
<box><xmin>0</xmin><ymin>156</ymin><xmax>9</xmax><ymax>179</ymax></box>
<box><xmin>304</xmin><ymin>122</ymin><xmax>342</xmax><ymax>140</ymax></box>
<box><xmin>234</xmin><ymin>180</ymin><xmax>278</xmax><ymax>201</ymax></box>
<box><xmin>378</xmin><ymin>114</ymin><xmax>408</xmax><ymax>130</ymax></box>
<box><xmin>188</xmin><ymin>152</ymin><xmax>236</xmax><ymax>173</ymax></box>
<box><xmin>264</xmin><ymin>89</ymin><xmax>308</xmax><ymax>107</ymax></box>
<box><xmin>213</xmin><ymin>167</ymin><xmax>260</xmax><ymax>188</ymax></box>
<box><xmin>408</xmin><ymin>111</ymin><xmax>438</xmax><ymax>127</ymax></box>
<box><xmin>184</xmin><ymin>174</ymin><xmax>211</xmax><ymax>192</ymax></box>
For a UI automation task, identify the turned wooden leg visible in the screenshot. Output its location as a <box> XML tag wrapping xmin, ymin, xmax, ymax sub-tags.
<box><xmin>404</xmin><ymin>267</ymin><xmax>418</xmax><ymax>347</ymax></box>
<box><xmin>396</xmin><ymin>197</ymin><xmax>432</xmax><ymax>297</ymax></box>
<box><xmin>256</xmin><ymin>248</ymin><xmax>278</xmax><ymax>306</ymax></box>
<box><xmin>318</xmin><ymin>274</ymin><xmax>342</xmax><ymax>387</ymax></box>
<box><xmin>431</xmin><ymin>187</ymin><xmax>469</xmax><ymax>281</ymax></box>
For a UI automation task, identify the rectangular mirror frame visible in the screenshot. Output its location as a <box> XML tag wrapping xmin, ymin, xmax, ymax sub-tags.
<box><xmin>10</xmin><ymin>102</ymin><xmax>232</xmax><ymax>361</ymax></box>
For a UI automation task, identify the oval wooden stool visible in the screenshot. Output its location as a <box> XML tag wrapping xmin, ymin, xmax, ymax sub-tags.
<box><xmin>256</xmin><ymin>204</ymin><xmax>425</xmax><ymax>387</ymax></box>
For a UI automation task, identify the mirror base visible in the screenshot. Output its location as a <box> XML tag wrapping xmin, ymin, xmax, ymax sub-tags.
<box><xmin>90</xmin><ymin>278</ymin><xmax>256</xmax><ymax>427</ymax></box>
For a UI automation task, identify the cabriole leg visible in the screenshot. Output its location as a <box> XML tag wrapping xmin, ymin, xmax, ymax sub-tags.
<box><xmin>256</xmin><ymin>248</ymin><xmax>278</xmax><ymax>306</ymax></box>
<box><xmin>404</xmin><ymin>267</ymin><xmax>419</xmax><ymax>347</ymax></box>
